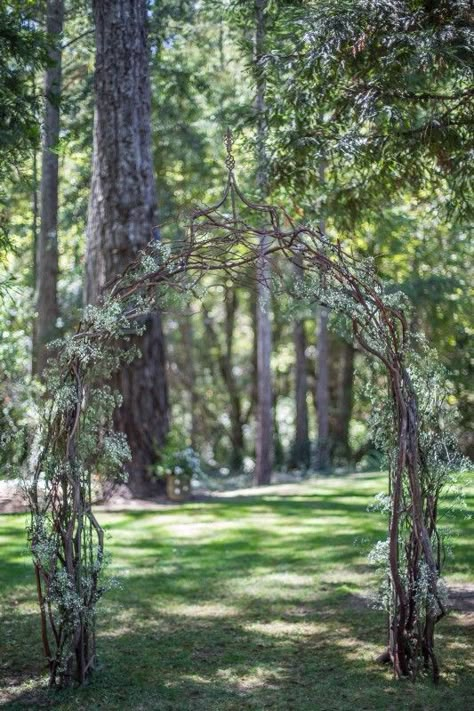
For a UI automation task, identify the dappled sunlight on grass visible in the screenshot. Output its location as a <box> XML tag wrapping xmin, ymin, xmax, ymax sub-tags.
<box><xmin>161</xmin><ymin>601</ymin><xmax>241</xmax><ymax>619</ymax></box>
<box><xmin>216</xmin><ymin>665</ymin><xmax>284</xmax><ymax>693</ymax></box>
<box><xmin>243</xmin><ymin>619</ymin><xmax>327</xmax><ymax>637</ymax></box>
<box><xmin>1</xmin><ymin>471</ymin><xmax>473</xmax><ymax>710</ymax></box>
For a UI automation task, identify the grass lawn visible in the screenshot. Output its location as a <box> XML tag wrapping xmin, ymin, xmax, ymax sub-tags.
<box><xmin>0</xmin><ymin>471</ymin><xmax>473</xmax><ymax>710</ymax></box>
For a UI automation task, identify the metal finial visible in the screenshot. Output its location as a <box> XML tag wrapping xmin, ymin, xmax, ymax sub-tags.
<box><xmin>224</xmin><ymin>128</ymin><xmax>235</xmax><ymax>172</ymax></box>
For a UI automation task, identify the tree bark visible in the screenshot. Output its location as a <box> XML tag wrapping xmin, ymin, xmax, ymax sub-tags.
<box><xmin>255</xmin><ymin>266</ymin><xmax>273</xmax><ymax>484</ymax></box>
<box><xmin>291</xmin><ymin>257</ymin><xmax>310</xmax><ymax>468</ymax></box>
<box><xmin>254</xmin><ymin>0</ymin><xmax>273</xmax><ymax>486</ymax></box>
<box><xmin>33</xmin><ymin>0</ymin><xmax>63</xmax><ymax>376</ymax></box>
<box><xmin>315</xmin><ymin>306</ymin><xmax>330</xmax><ymax>471</ymax></box>
<box><xmin>224</xmin><ymin>287</ymin><xmax>245</xmax><ymax>469</ymax></box>
<box><xmin>86</xmin><ymin>0</ymin><xmax>169</xmax><ymax>497</ymax></box>
<box><xmin>202</xmin><ymin>288</ymin><xmax>245</xmax><ymax>470</ymax></box>
<box><xmin>32</xmin><ymin>91</ymin><xmax>39</xmax><ymax>292</ymax></box>
<box><xmin>180</xmin><ymin>315</ymin><xmax>199</xmax><ymax>450</ymax></box>
<box><xmin>314</xmin><ymin>162</ymin><xmax>331</xmax><ymax>472</ymax></box>
<box><xmin>292</xmin><ymin>318</ymin><xmax>310</xmax><ymax>467</ymax></box>
<box><xmin>332</xmin><ymin>339</ymin><xmax>354</xmax><ymax>463</ymax></box>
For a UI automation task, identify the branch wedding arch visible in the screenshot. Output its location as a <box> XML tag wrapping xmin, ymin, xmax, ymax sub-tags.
<box><xmin>27</xmin><ymin>132</ymin><xmax>461</xmax><ymax>687</ymax></box>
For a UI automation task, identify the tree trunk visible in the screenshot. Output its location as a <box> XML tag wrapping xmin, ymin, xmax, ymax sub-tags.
<box><xmin>254</xmin><ymin>0</ymin><xmax>273</xmax><ymax>486</ymax></box>
<box><xmin>224</xmin><ymin>288</ymin><xmax>245</xmax><ymax>470</ymax></box>
<box><xmin>255</xmin><ymin>276</ymin><xmax>273</xmax><ymax>484</ymax></box>
<box><xmin>86</xmin><ymin>0</ymin><xmax>169</xmax><ymax>497</ymax></box>
<box><xmin>202</xmin><ymin>288</ymin><xmax>245</xmax><ymax>470</ymax></box>
<box><xmin>291</xmin><ymin>318</ymin><xmax>310</xmax><ymax>468</ymax></box>
<box><xmin>181</xmin><ymin>315</ymin><xmax>199</xmax><ymax>450</ymax></box>
<box><xmin>332</xmin><ymin>340</ymin><xmax>354</xmax><ymax>463</ymax></box>
<box><xmin>33</xmin><ymin>0</ymin><xmax>63</xmax><ymax>376</ymax></box>
<box><xmin>291</xmin><ymin>256</ymin><xmax>310</xmax><ymax>468</ymax></box>
<box><xmin>32</xmin><ymin>79</ymin><xmax>39</xmax><ymax>292</ymax></box>
<box><xmin>315</xmin><ymin>162</ymin><xmax>331</xmax><ymax>472</ymax></box>
<box><xmin>315</xmin><ymin>306</ymin><xmax>330</xmax><ymax>471</ymax></box>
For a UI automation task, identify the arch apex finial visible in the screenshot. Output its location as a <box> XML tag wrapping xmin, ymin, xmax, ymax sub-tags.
<box><xmin>224</xmin><ymin>128</ymin><xmax>235</xmax><ymax>172</ymax></box>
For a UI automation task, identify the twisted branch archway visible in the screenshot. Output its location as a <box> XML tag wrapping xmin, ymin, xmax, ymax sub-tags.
<box><xmin>29</xmin><ymin>132</ymin><xmax>451</xmax><ymax>686</ymax></box>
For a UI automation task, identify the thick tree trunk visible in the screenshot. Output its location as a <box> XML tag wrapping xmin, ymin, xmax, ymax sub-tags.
<box><xmin>86</xmin><ymin>0</ymin><xmax>169</xmax><ymax>497</ymax></box>
<box><xmin>315</xmin><ymin>306</ymin><xmax>330</xmax><ymax>471</ymax></box>
<box><xmin>254</xmin><ymin>0</ymin><xmax>273</xmax><ymax>486</ymax></box>
<box><xmin>33</xmin><ymin>0</ymin><xmax>63</xmax><ymax>376</ymax></box>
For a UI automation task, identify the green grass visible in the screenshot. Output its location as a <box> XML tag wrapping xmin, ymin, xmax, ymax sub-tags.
<box><xmin>0</xmin><ymin>472</ymin><xmax>473</xmax><ymax>710</ymax></box>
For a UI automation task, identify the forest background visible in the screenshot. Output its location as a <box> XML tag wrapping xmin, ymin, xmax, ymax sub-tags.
<box><xmin>1</xmin><ymin>0</ymin><xmax>472</xmax><ymax>495</ymax></box>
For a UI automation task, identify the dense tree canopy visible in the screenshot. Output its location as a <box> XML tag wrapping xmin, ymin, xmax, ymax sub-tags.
<box><xmin>0</xmin><ymin>2</ymin><xmax>49</xmax><ymax>253</ymax></box>
<box><xmin>264</xmin><ymin>0</ymin><xmax>473</xmax><ymax>219</ymax></box>
<box><xmin>0</xmin><ymin>3</ymin><xmax>48</xmax><ymax>178</ymax></box>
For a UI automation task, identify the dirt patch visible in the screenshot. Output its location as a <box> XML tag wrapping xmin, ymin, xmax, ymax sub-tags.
<box><xmin>346</xmin><ymin>592</ymin><xmax>376</xmax><ymax>611</ymax></box>
<box><xmin>346</xmin><ymin>584</ymin><xmax>474</xmax><ymax>616</ymax></box>
<box><xmin>0</xmin><ymin>480</ymin><xmax>27</xmax><ymax>514</ymax></box>
<box><xmin>0</xmin><ymin>480</ymin><xmax>175</xmax><ymax>515</ymax></box>
<box><xmin>448</xmin><ymin>583</ymin><xmax>474</xmax><ymax>613</ymax></box>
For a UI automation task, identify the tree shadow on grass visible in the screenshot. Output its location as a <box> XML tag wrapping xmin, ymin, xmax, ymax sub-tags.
<box><xmin>2</xmin><ymin>589</ymin><xmax>473</xmax><ymax>711</ymax></box>
<box><xmin>1</xmin><ymin>482</ymin><xmax>473</xmax><ymax>710</ymax></box>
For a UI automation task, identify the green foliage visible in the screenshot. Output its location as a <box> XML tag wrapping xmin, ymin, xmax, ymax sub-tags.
<box><xmin>0</xmin><ymin>2</ymin><xmax>49</xmax><ymax>175</ymax></box>
<box><xmin>0</xmin><ymin>2</ymin><xmax>49</xmax><ymax>252</ymax></box>
<box><xmin>0</xmin><ymin>0</ymin><xmax>471</xmax><ymax>481</ymax></box>
<box><xmin>264</xmin><ymin>0</ymin><xmax>474</xmax><ymax>220</ymax></box>
<box><xmin>150</xmin><ymin>0</ymin><xmax>251</xmax><ymax>224</ymax></box>
<box><xmin>0</xmin><ymin>285</ymin><xmax>38</xmax><ymax>474</ymax></box>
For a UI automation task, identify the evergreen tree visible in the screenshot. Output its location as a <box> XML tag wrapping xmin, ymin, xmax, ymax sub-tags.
<box><xmin>86</xmin><ymin>0</ymin><xmax>169</xmax><ymax>496</ymax></box>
